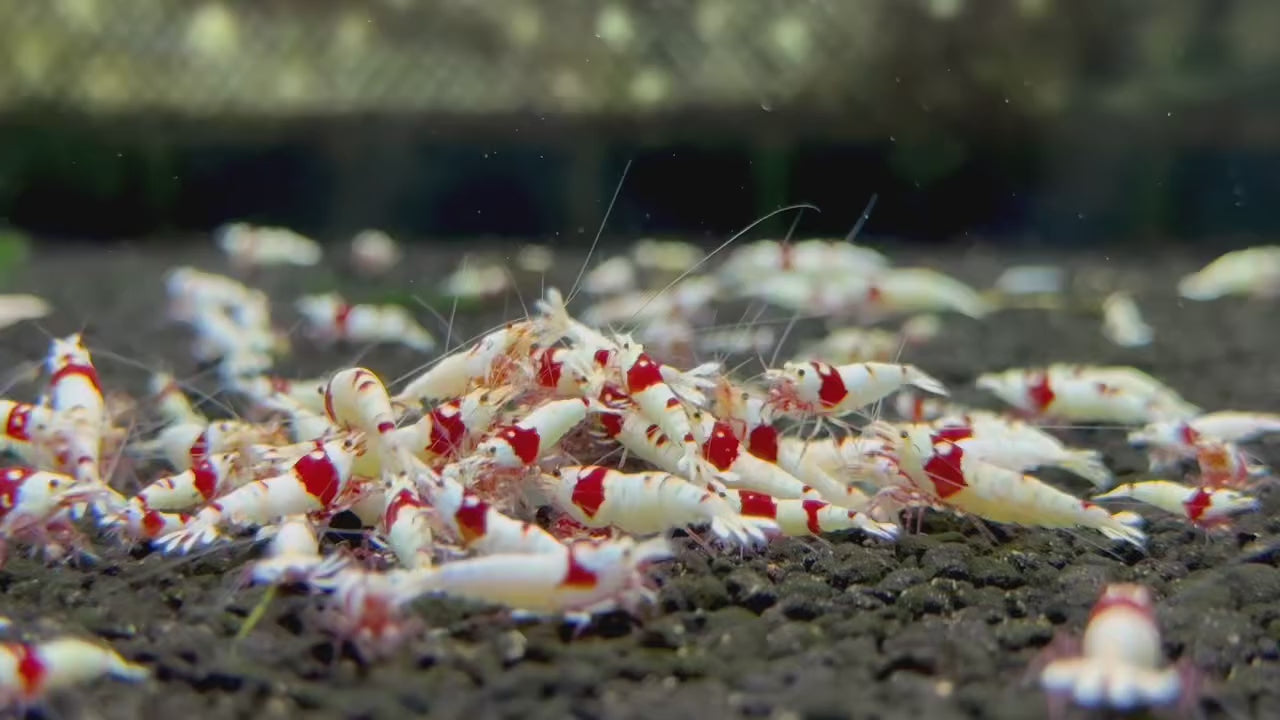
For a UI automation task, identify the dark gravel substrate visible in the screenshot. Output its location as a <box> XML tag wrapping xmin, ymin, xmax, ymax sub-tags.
<box><xmin>3</xmin><ymin>240</ymin><xmax>1280</xmax><ymax>720</ymax></box>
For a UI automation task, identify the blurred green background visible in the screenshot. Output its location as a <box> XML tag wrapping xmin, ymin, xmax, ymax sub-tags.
<box><xmin>0</xmin><ymin>0</ymin><xmax>1278</xmax><ymax>244</ymax></box>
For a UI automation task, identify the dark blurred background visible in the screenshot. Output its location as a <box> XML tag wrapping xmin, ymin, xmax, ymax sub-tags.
<box><xmin>0</xmin><ymin>0</ymin><xmax>1277</xmax><ymax>245</ymax></box>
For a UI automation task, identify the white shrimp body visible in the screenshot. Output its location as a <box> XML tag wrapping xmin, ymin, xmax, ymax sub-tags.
<box><xmin>156</xmin><ymin>437</ymin><xmax>361</xmax><ymax>553</ymax></box>
<box><xmin>148</xmin><ymin>372</ymin><xmax>206</xmax><ymax>426</ymax></box>
<box><xmin>1129</xmin><ymin>411</ymin><xmax>1280</xmax><ymax>450</ymax></box>
<box><xmin>130</xmin><ymin>420</ymin><xmax>257</xmax><ymax>471</ymax></box>
<box><xmin>47</xmin><ymin>334</ymin><xmax>105</xmax><ymax>421</ymax></box>
<box><xmin>1101</xmin><ymin>292</ymin><xmax>1154</xmax><ymax>348</ymax></box>
<box><xmin>767</xmin><ymin>360</ymin><xmax>948</xmax><ymax>418</ymax></box>
<box><xmin>1093</xmin><ymin>480</ymin><xmax>1259</xmax><ymax>527</ymax></box>
<box><xmin>396</xmin><ymin>386</ymin><xmax>513</xmax><ymax>464</ymax></box>
<box><xmin>0</xmin><ymin>638</ymin><xmax>149</xmax><ymax>706</ymax></box>
<box><xmin>133</xmin><ymin>452</ymin><xmax>242</xmax><ymax>511</ymax></box>
<box><xmin>0</xmin><ymin>468</ymin><xmax>95</xmax><ymax>535</ymax></box>
<box><xmin>931</xmin><ymin>417</ymin><xmax>1113</xmax><ymax>488</ymax></box>
<box><xmin>0</xmin><ymin>400</ymin><xmax>51</xmax><ymax>464</ymax></box>
<box><xmin>720</xmin><ymin>489</ymin><xmax>899</xmax><ymax>541</ymax></box>
<box><xmin>1177</xmin><ymin>246</ymin><xmax>1280</xmax><ymax>300</ymax></box>
<box><xmin>297</xmin><ymin>294</ymin><xmax>436</xmax><ymax>352</ymax></box>
<box><xmin>692</xmin><ymin>413</ymin><xmax>864</xmax><ymax>507</ymax></box>
<box><xmin>249</xmin><ymin>515</ymin><xmax>324</xmax><ymax>584</ymax></box>
<box><xmin>408</xmin><ymin>536</ymin><xmax>671</xmax><ymax>617</ymax></box>
<box><xmin>595</xmin><ymin>395</ymin><xmax>685</xmax><ymax>474</ymax></box>
<box><xmin>380</xmin><ymin>477</ymin><xmax>435</xmax><ymax>569</ymax></box>
<box><xmin>865</xmin><ymin>267</ymin><xmax>992</xmax><ymax>319</ymax></box>
<box><xmin>394</xmin><ymin>324</ymin><xmax>534</xmax><ymax>406</ymax></box>
<box><xmin>976</xmin><ymin>366</ymin><xmax>1199</xmax><ymax>424</ymax></box>
<box><xmin>546</xmin><ymin>466</ymin><xmax>773</xmax><ymax>548</ymax></box>
<box><xmin>216</xmin><ymin>223</ymin><xmax>321</xmax><ymax>267</ymax></box>
<box><xmin>613</xmin><ymin>339</ymin><xmax>703</xmax><ymax>476</ymax></box>
<box><xmin>323</xmin><ymin>367</ymin><xmax>413</xmax><ymax>473</ymax></box>
<box><xmin>1040</xmin><ymin>584</ymin><xmax>1183</xmax><ymax>711</ymax></box>
<box><xmin>879</xmin><ymin>424</ymin><xmax>1145</xmax><ymax>547</ymax></box>
<box><xmin>101</xmin><ymin>501</ymin><xmax>194</xmax><ymax>543</ymax></box>
<box><xmin>476</xmin><ymin>397</ymin><xmax>590</xmax><ymax>469</ymax></box>
<box><xmin>772</xmin><ymin>436</ymin><xmax>876</xmax><ymax>507</ymax></box>
<box><xmin>424</xmin><ymin>473</ymin><xmax>563</xmax><ymax>556</ymax></box>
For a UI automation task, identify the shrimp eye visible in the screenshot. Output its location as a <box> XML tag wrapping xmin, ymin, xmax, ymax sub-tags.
<box><xmin>899</xmin><ymin>431</ymin><xmax>909</xmax><ymax>439</ymax></box>
<box><xmin>796</xmin><ymin>369</ymin><xmax>805</xmax><ymax>377</ymax></box>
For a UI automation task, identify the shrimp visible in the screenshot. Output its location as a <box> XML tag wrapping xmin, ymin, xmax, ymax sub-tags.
<box><xmin>475</xmin><ymin>397</ymin><xmax>592</xmax><ymax>470</ymax></box>
<box><xmin>1177</xmin><ymin>245</ymin><xmax>1280</xmax><ymax>300</ymax></box>
<box><xmin>323</xmin><ymin>368</ymin><xmax>414</xmax><ymax>474</ymax></box>
<box><xmin>155</xmin><ymin>435</ymin><xmax>364</xmax><ymax>553</ymax></box>
<box><xmin>1101</xmin><ymin>292</ymin><xmax>1154</xmax><ymax>348</ymax></box>
<box><xmin>247</xmin><ymin>515</ymin><xmax>325</xmax><ymax>585</ymax></box>
<box><xmin>147</xmin><ymin>372</ymin><xmax>206</xmax><ymax>427</ymax></box>
<box><xmin>393</xmin><ymin>322</ymin><xmax>538</xmax><ymax>405</ymax></box>
<box><xmin>543</xmin><ymin>466</ymin><xmax>773</xmax><ymax>548</ymax></box>
<box><xmin>1039</xmin><ymin>584</ymin><xmax>1189</xmax><ymax>712</ymax></box>
<box><xmin>1092</xmin><ymin>480</ymin><xmax>1259</xmax><ymax>529</ymax></box>
<box><xmin>379</xmin><ymin>475</ymin><xmax>436</xmax><ymax>570</ymax></box>
<box><xmin>612</xmin><ymin>337</ymin><xmax>704</xmax><ymax>477</ymax></box>
<box><xmin>423</xmin><ymin>470</ymin><xmax>564</xmax><ymax>556</ymax></box>
<box><xmin>765</xmin><ymin>360</ymin><xmax>948</xmax><ymax>419</ymax></box>
<box><xmin>976</xmin><ymin>365</ymin><xmax>1199</xmax><ymax>424</ymax></box>
<box><xmin>216</xmin><ymin>222</ymin><xmax>322</xmax><ymax>268</ymax></box>
<box><xmin>405</xmin><ymin>536</ymin><xmax>672</xmax><ymax>620</ymax></box>
<box><xmin>872</xmin><ymin>423</ymin><xmax>1146</xmax><ymax>547</ymax></box>
<box><xmin>927</xmin><ymin>417</ymin><xmax>1114</xmax><ymax>488</ymax></box>
<box><xmin>42</xmin><ymin>334</ymin><xmax>108</xmax><ymax>487</ymax></box>
<box><xmin>296</xmin><ymin>293</ymin><xmax>436</xmax><ymax>352</ymax></box>
<box><xmin>720</xmin><ymin>489</ymin><xmax>899</xmax><ymax>541</ymax></box>
<box><xmin>131</xmin><ymin>452</ymin><xmax>244</xmax><ymax>512</ymax></box>
<box><xmin>0</xmin><ymin>638</ymin><xmax>148</xmax><ymax>708</ymax></box>
<box><xmin>0</xmin><ymin>400</ymin><xmax>52</xmax><ymax>465</ymax></box>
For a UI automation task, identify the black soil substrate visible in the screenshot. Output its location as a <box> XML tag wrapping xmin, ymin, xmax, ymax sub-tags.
<box><xmin>3</xmin><ymin>241</ymin><xmax>1280</xmax><ymax>720</ymax></box>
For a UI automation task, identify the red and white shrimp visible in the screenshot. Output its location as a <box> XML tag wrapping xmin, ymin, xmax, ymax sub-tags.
<box><xmin>396</xmin><ymin>386</ymin><xmax>513</xmax><ymax>465</ymax></box>
<box><xmin>128</xmin><ymin>419</ymin><xmax>260</xmax><ymax>471</ymax></box>
<box><xmin>720</xmin><ymin>489</ymin><xmax>899</xmax><ymax>541</ymax></box>
<box><xmin>155</xmin><ymin>435</ymin><xmax>364</xmax><ymax>553</ymax></box>
<box><xmin>296</xmin><ymin>293</ymin><xmax>435</xmax><ymax>352</ymax></box>
<box><xmin>976</xmin><ymin>365</ymin><xmax>1199</xmax><ymax>424</ymax></box>
<box><xmin>424</xmin><ymin>470</ymin><xmax>564</xmax><ymax>556</ymax></box>
<box><xmin>247</xmin><ymin>515</ymin><xmax>325</xmax><ymax>585</ymax></box>
<box><xmin>378</xmin><ymin>474</ymin><xmax>436</xmax><ymax>569</ymax></box>
<box><xmin>1129</xmin><ymin>411</ymin><xmax>1280</xmax><ymax>469</ymax></box>
<box><xmin>405</xmin><ymin>536</ymin><xmax>672</xmax><ymax>621</ymax></box>
<box><xmin>323</xmin><ymin>367</ymin><xmax>414</xmax><ymax>474</ymax></box>
<box><xmin>872</xmin><ymin>423</ymin><xmax>1146</xmax><ymax>547</ymax></box>
<box><xmin>765</xmin><ymin>360</ymin><xmax>948</xmax><ymax>419</ymax></box>
<box><xmin>42</xmin><ymin>334</ymin><xmax>107</xmax><ymax>485</ymax></box>
<box><xmin>927</xmin><ymin>416</ymin><xmax>1114</xmax><ymax>488</ymax></box>
<box><xmin>99</xmin><ymin>500</ymin><xmax>194</xmax><ymax>544</ymax></box>
<box><xmin>694</xmin><ymin>417</ymin><xmax>814</xmax><ymax>500</ymax></box>
<box><xmin>475</xmin><ymin>397</ymin><xmax>592</xmax><ymax>470</ymax></box>
<box><xmin>131</xmin><ymin>453</ymin><xmax>243</xmax><ymax>512</ymax></box>
<box><xmin>612</xmin><ymin>338</ymin><xmax>704</xmax><ymax>477</ymax></box>
<box><xmin>1039</xmin><ymin>584</ymin><xmax>1189</xmax><ymax>712</ymax></box>
<box><xmin>1092</xmin><ymin>480</ymin><xmax>1259</xmax><ymax>529</ymax></box>
<box><xmin>0</xmin><ymin>638</ymin><xmax>148</xmax><ymax>708</ymax></box>
<box><xmin>393</xmin><ymin>322</ymin><xmax>538</xmax><ymax>406</ymax></box>
<box><xmin>0</xmin><ymin>400</ymin><xmax>52</xmax><ymax>465</ymax></box>
<box><xmin>311</xmin><ymin>564</ymin><xmax>424</xmax><ymax>661</ymax></box>
<box><xmin>543</xmin><ymin>466</ymin><xmax>774</xmax><ymax>548</ymax></box>
<box><xmin>1193</xmin><ymin>441</ymin><xmax>1258</xmax><ymax>488</ymax></box>
<box><xmin>1</xmin><ymin>468</ymin><xmax>111</xmax><ymax>561</ymax></box>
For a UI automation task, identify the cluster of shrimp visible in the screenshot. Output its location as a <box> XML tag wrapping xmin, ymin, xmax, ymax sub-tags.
<box><xmin>3</xmin><ymin>230</ymin><xmax>1277</xmax><ymax>712</ymax></box>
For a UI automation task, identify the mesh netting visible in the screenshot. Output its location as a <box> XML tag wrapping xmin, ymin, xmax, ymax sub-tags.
<box><xmin>1</xmin><ymin>0</ymin><xmax>1274</xmax><ymax>118</ymax></box>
